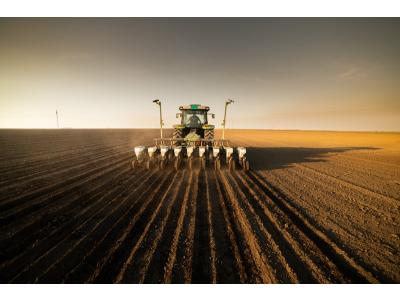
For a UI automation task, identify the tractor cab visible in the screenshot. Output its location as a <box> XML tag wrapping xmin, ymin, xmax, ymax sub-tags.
<box><xmin>174</xmin><ymin>104</ymin><xmax>215</xmax><ymax>140</ymax></box>
<box><xmin>178</xmin><ymin>104</ymin><xmax>212</xmax><ymax>128</ymax></box>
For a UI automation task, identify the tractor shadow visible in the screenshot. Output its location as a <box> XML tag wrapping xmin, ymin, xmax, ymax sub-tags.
<box><xmin>246</xmin><ymin>147</ymin><xmax>380</xmax><ymax>171</ymax></box>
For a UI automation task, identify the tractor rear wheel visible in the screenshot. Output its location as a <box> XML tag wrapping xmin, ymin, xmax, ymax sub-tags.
<box><xmin>173</xmin><ymin>128</ymin><xmax>183</xmax><ymax>145</ymax></box>
<box><xmin>204</xmin><ymin>129</ymin><xmax>214</xmax><ymax>141</ymax></box>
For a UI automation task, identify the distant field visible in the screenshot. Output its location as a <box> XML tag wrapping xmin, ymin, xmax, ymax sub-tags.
<box><xmin>0</xmin><ymin>129</ymin><xmax>399</xmax><ymax>283</ymax></box>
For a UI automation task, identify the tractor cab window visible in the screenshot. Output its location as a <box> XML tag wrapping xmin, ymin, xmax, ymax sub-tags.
<box><xmin>183</xmin><ymin>110</ymin><xmax>206</xmax><ymax>127</ymax></box>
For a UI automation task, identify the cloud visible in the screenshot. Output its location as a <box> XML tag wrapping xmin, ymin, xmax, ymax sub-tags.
<box><xmin>336</xmin><ymin>66</ymin><xmax>369</xmax><ymax>80</ymax></box>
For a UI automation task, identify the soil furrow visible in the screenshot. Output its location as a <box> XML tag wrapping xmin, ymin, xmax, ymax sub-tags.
<box><xmin>136</xmin><ymin>171</ymin><xmax>188</xmax><ymax>283</ymax></box>
<box><xmin>163</xmin><ymin>171</ymin><xmax>194</xmax><ymax>283</ymax></box>
<box><xmin>112</xmin><ymin>171</ymin><xmax>180</xmax><ymax>283</ymax></box>
<box><xmin>0</xmin><ymin>155</ymin><xmax>130</xmax><ymax>225</ymax></box>
<box><xmin>205</xmin><ymin>169</ymin><xmax>217</xmax><ymax>283</ymax></box>
<box><xmin>0</xmin><ymin>151</ymin><xmax>130</xmax><ymax>208</ymax></box>
<box><xmin>206</xmin><ymin>170</ymin><xmax>242</xmax><ymax>283</ymax></box>
<box><xmin>214</xmin><ymin>171</ymin><xmax>258</xmax><ymax>282</ymax></box>
<box><xmin>0</xmin><ymin>166</ymin><xmax>137</xmax><ymax>272</ymax></box>
<box><xmin>4</xmin><ymin>170</ymin><xmax>152</xmax><ymax>283</ymax></box>
<box><xmin>0</xmin><ymin>163</ymin><xmax>134</xmax><ymax>249</ymax></box>
<box><xmin>0</xmin><ymin>159</ymin><xmax>131</xmax><ymax>248</ymax></box>
<box><xmin>236</xmin><ymin>171</ymin><xmax>337</xmax><ymax>283</ymax></box>
<box><xmin>218</xmin><ymin>171</ymin><xmax>275</xmax><ymax>283</ymax></box>
<box><xmin>249</xmin><ymin>171</ymin><xmax>379</xmax><ymax>283</ymax></box>
<box><xmin>191</xmin><ymin>169</ymin><xmax>213</xmax><ymax>283</ymax></box>
<box><xmin>298</xmin><ymin>164</ymin><xmax>399</xmax><ymax>204</ymax></box>
<box><xmin>227</xmin><ymin>171</ymin><xmax>301</xmax><ymax>283</ymax></box>
<box><xmin>170</xmin><ymin>169</ymin><xmax>200</xmax><ymax>283</ymax></box>
<box><xmin>34</xmin><ymin>170</ymin><xmax>165</xmax><ymax>283</ymax></box>
<box><xmin>0</xmin><ymin>144</ymin><xmax>129</xmax><ymax>188</ymax></box>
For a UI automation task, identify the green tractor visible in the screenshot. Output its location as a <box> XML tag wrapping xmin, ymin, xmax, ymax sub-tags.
<box><xmin>172</xmin><ymin>104</ymin><xmax>215</xmax><ymax>145</ymax></box>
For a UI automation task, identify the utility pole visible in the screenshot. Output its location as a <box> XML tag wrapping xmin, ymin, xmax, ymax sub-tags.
<box><xmin>56</xmin><ymin>110</ymin><xmax>59</xmax><ymax>128</ymax></box>
<box><xmin>153</xmin><ymin>99</ymin><xmax>163</xmax><ymax>139</ymax></box>
<box><xmin>222</xmin><ymin>99</ymin><xmax>234</xmax><ymax>139</ymax></box>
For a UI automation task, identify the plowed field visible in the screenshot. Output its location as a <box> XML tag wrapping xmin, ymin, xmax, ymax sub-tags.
<box><xmin>0</xmin><ymin>129</ymin><xmax>399</xmax><ymax>283</ymax></box>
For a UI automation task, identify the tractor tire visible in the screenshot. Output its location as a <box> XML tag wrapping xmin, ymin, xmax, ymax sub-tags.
<box><xmin>173</xmin><ymin>128</ymin><xmax>183</xmax><ymax>146</ymax></box>
<box><xmin>204</xmin><ymin>129</ymin><xmax>214</xmax><ymax>143</ymax></box>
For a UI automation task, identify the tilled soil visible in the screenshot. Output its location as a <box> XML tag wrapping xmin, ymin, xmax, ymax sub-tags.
<box><xmin>0</xmin><ymin>129</ymin><xmax>399</xmax><ymax>283</ymax></box>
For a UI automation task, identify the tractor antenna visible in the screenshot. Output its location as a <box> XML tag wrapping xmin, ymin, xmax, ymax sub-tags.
<box><xmin>222</xmin><ymin>99</ymin><xmax>234</xmax><ymax>139</ymax></box>
<box><xmin>56</xmin><ymin>110</ymin><xmax>59</xmax><ymax>129</ymax></box>
<box><xmin>153</xmin><ymin>99</ymin><xmax>163</xmax><ymax>139</ymax></box>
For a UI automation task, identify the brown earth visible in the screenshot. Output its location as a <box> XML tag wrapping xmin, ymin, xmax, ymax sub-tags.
<box><xmin>0</xmin><ymin>129</ymin><xmax>399</xmax><ymax>283</ymax></box>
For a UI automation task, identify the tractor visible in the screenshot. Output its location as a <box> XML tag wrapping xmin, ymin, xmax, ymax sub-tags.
<box><xmin>172</xmin><ymin>104</ymin><xmax>215</xmax><ymax>145</ymax></box>
<box><xmin>131</xmin><ymin>100</ymin><xmax>250</xmax><ymax>172</ymax></box>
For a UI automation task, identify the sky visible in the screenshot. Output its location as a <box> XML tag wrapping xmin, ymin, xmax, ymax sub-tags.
<box><xmin>0</xmin><ymin>18</ymin><xmax>399</xmax><ymax>130</ymax></box>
